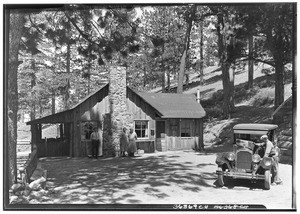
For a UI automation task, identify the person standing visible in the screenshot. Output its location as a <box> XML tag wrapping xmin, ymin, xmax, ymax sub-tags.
<box><xmin>127</xmin><ymin>127</ymin><xmax>137</xmax><ymax>157</ymax></box>
<box><xmin>120</xmin><ymin>127</ymin><xmax>128</xmax><ymax>157</ymax></box>
<box><xmin>260</xmin><ymin>135</ymin><xmax>282</xmax><ymax>185</ymax></box>
<box><xmin>90</xmin><ymin>127</ymin><xmax>100</xmax><ymax>159</ymax></box>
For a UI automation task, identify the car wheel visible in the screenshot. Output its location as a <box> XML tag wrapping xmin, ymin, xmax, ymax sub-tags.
<box><xmin>264</xmin><ymin>170</ymin><xmax>271</xmax><ymax>190</ymax></box>
<box><xmin>217</xmin><ymin>167</ymin><xmax>225</xmax><ymax>187</ymax></box>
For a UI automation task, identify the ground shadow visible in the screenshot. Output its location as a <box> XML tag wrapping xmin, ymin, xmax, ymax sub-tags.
<box><xmin>38</xmin><ymin>154</ymin><xmax>217</xmax><ymax>204</ymax></box>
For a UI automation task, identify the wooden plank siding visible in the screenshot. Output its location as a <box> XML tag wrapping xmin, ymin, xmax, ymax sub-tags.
<box><xmin>157</xmin><ymin>118</ymin><xmax>203</xmax><ymax>151</ymax></box>
<box><xmin>127</xmin><ymin>88</ymin><xmax>156</xmax><ymax>152</ymax></box>
<box><xmin>71</xmin><ymin>85</ymin><xmax>109</xmax><ymax>157</ymax></box>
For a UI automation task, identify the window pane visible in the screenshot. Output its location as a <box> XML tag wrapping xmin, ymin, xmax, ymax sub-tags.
<box><xmin>136</xmin><ymin>130</ymin><xmax>142</xmax><ymax>138</ymax></box>
<box><xmin>134</xmin><ymin>120</ymin><xmax>149</xmax><ymax>138</ymax></box>
<box><xmin>181</xmin><ymin>120</ymin><xmax>191</xmax><ymax>137</ymax></box>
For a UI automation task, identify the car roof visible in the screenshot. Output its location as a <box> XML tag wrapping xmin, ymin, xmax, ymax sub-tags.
<box><xmin>233</xmin><ymin>123</ymin><xmax>278</xmax><ymax>131</ymax></box>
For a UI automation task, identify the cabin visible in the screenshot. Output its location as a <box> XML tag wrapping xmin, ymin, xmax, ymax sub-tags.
<box><xmin>26</xmin><ymin>66</ymin><xmax>206</xmax><ymax>158</ymax></box>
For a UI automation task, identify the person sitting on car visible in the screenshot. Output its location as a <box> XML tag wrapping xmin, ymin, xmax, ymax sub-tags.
<box><xmin>260</xmin><ymin>135</ymin><xmax>282</xmax><ymax>185</ymax></box>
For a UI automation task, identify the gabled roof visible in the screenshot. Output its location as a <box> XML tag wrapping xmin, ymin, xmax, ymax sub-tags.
<box><xmin>138</xmin><ymin>92</ymin><xmax>206</xmax><ymax>119</ymax></box>
<box><xmin>26</xmin><ymin>84</ymin><xmax>109</xmax><ymax>125</ymax></box>
<box><xmin>27</xmin><ymin>84</ymin><xmax>206</xmax><ymax>125</ymax></box>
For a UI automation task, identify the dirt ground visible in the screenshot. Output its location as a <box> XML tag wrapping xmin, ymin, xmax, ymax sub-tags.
<box><xmin>32</xmin><ymin>148</ymin><xmax>293</xmax><ymax>210</ymax></box>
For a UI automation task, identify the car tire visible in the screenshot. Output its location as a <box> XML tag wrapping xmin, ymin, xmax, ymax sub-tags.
<box><xmin>264</xmin><ymin>170</ymin><xmax>271</xmax><ymax>190</ymax></box>
<box><xmin>217</xmin><ymin>167</ymin><xmax>225</xmax><ymax>187</ymax></box>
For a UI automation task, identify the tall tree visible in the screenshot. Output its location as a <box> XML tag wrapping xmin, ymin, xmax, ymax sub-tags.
<box><xmin>177</xmin><ymin>4</ymin><xmax>197</xmax><ymax>93</ymax></box>
<box><xmin>6</xmin><ymin>9</ymin><xmax>25</xmax><ymax>187</ymax></box>
<box><xmin>211</xmin><ymin>5</ymin><xmax>245</xmax><ymax>116</ymax></box>
<box><xmin>261</xmin><ymin>4</ymin><xmax>294</xmax><ymax>110</ymax></box>
<box><xmin>248</xmin><ymin>35</ymin><xmax>254</xmax><ymax>89</ymax></box>
<box><xmin>240</xmin><ymin>4</ymin><xmax>294</xmax><ymax>110</ymax></box>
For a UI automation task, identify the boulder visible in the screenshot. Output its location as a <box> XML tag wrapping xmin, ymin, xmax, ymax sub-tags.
<box><xmin>9</xmin><ymin>195</ymin><xmax>18</xmax><ymax>204</ymax></box>
<box><xmin>28</xmin><ymin>176</ymin><xmax>46</xmax><ymax>191</ymax></box>
<box><xmin>11</xmin><ymin>183</ymin><xmax>24</xmax><ymax>194</ymax></box>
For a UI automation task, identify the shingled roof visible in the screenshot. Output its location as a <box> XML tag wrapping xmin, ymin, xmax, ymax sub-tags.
<box><xmin>27</xmin><ymin>85</ymin><xmax>206</xmax><ymax>125</ymax></box>
<box><xmin>138</xmin><ymin>92</ymin><xmax>206</xmax><ymax>119</ymax></box>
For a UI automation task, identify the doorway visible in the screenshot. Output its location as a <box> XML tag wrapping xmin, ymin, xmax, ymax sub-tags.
<box><xmin>156</xmin><ymin>120</ymin><xmax>166</xmax><ymax>151</ymax></box>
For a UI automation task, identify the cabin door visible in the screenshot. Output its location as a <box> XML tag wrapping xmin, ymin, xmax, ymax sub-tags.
<box><xmin>156</xmin><ymin>120</ymin><xmax>166</xmax><ymax>151</ymax></box>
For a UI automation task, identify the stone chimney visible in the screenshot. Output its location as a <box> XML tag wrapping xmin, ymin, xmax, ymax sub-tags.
<box><xmin>107</xmin><ymin>66</ymin><xmax>133</xmax><ymax>157</ymax></box>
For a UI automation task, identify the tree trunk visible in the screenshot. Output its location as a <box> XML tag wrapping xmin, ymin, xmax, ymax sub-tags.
<box><xmin>274</xmin><ymin>64</ymin><xmax>284</xmax><ymax>107</ymax></box>
<box><xmin>64</xmin><ymin>41</ymin><xmax>71</xmax><ymax>110</ymax></box>
<box><xmin>167</xmin><ymin>68</ymin><xmax>170</xmax><ymax>92</ymax></box>
<box><xmin>7</xmin><ymin>10</ymin><xmax>25</xmax><ymax>187</ymax></box>
<box><xmin>185</xmin><ymin>73</ymin><xmax>189</xmax><ymax>86</ymax></box>
<box><xmin>39</xmin><ymin>99</ymin><xmax>43</xmax><ymax>117</ymax></box>
<box><xmin>51</xmin><ymin>88</ymin><xmax>55</xmax><ymax>114</ymax></box>
<box><xmin>177</xmin><ymin>49</ymin><xmax>187</xmax><ymax>94</ymax></box>
<box><xmin>217</xmin><ymin>13</ymin><xmax>235</xmax><ymax>117</ymax></box>
<box><xmin>177</xmin><ymin>5</ymin><xmax>196</xmax><ymax>94</ymax></box>
<box><xmin>30</xmin><ymin>63</ymin><xmax>36</xmax><ymax>121</ymax></box>
<box><xmin>273</xmin><ymin>59</ymin><xmax>285</xmax><ymax>123</ymax></box>
<box><xmin>161</xmin><ymin>43</ymin><xmax>165</xmax><ymax>93</ymax></box>
<box><xmin>248</xmin><ymin>35</ymin><xmax>254</xmax><ymax>89</ymax></box>
<box><xmin>199</xmin><ymin>20</ymin><xmax>204</xmax><ymax>85</ymax></box>
<box><xmin>143</xmin><ymin>66</ymin><xmax>147</xmax><ymax>88</ymax></box>
<box><xmin>221</xmin><ymin>63</ymin><xmax>235</xmax><ymax>116</ymax></box>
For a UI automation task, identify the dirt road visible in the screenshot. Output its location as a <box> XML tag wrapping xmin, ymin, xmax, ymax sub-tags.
<box><xmin>32</xmin><ymin>149</ymin><xmax>293</xmax><ymax>210</ymax></box>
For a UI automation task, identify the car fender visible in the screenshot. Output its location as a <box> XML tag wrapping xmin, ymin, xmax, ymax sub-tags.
<box><xmin>259</xmin><ymin>156</ymin><xmax>273</xmax><ymax>170</ymax></box>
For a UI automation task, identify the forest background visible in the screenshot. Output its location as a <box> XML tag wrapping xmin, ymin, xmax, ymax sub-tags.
<box><xmin>4</xmin><ymin>3</ymin><xmax>295</xmax><ymax>191</ymax></box>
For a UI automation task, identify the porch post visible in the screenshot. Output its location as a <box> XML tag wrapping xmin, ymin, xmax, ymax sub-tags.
<box><xmin>31</xmin><ymin>124</ymin><xmax>38</xmax><ymax>152</ymax></box>
<box><xmin>59</xmin><ymin>123</ymin><xmax>64</xmax><ymax>138</ymax></box>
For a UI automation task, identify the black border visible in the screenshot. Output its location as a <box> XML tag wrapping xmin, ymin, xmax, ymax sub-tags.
<box><xmin>3</xmin><ymin>3</ymin><xmax>297</xmax><ymax>211</ymax></box>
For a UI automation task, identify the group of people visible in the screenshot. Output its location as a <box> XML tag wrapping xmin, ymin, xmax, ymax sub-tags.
<box><xmin>88</xmin><ymin>126</ymin><xmax>138</xmax><ymax>158</ymax></box>
<box><xmin>120</xmin><ymin>127</ymin><xmax>138</xmax><ymax>157</ymax></box>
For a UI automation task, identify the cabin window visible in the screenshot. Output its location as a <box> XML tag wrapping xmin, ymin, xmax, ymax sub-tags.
<box><xmin>135</xmin><ymin>120</ymin><xmax>149</xmax><ymax>139</ymax></box>
<box><xmin>180</xmin><ymin>119</ymin><xmax>192</xmax><ymax>137</ymax></box>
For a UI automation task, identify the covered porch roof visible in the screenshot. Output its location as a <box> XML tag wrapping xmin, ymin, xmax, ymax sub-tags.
<box><xmin>26</xmin><ymin>84</ymin><xmax>109</xmax><ymax>125</ymax></box>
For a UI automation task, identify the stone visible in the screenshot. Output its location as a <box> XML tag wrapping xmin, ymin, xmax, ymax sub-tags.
<box><xmin>11</xmin><ymin>183</ymin><xmax>23</xmax><ymax>193</ymax></box>
<box><xmin>45</xmin><ymin>181</ymin><xmax>55</xmax><ymax>189</ymax></box>
<box><xmin>30</xmin><ymin>168</ymin><xmax>47</xmax><ymax>181</ymax></box>
<box><xmin>28</xmin><ymin>176</ymin><xmax>46</xmax><ymax>191</ymax></box>
<box><xmin>137</xmin><ymin>149</ymin><xmax>144</xmax><ymax>155</ymax></box>
<box><xmin>28</xmin><ymin>191</ymin><xmax>43</xmax><ymax>200</ymax></box>
<box><xmin>10</xmin><ymin>195</ymin><xmax>18</xmax><ymax>204</ymax></box>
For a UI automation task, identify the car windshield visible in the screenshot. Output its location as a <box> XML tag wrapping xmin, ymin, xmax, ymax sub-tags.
<box><xmin>235</xmin><ymin>133</ymin><xmax>261</xmax><ymax>144</ymax></box>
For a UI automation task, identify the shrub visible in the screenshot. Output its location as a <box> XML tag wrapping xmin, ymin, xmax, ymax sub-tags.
<box><xmin>205</xmin><ymin>105</ymin><xmax>224</xmax><ymax>118</ymax></box>
<box><xmin>234</xmin><ymin>86</ymin><xmax>259</xmax><ymax>103</ymax></box>
<box><xmin>249</xmin><ymin>89</ymin><xmax>275</xmax><ymax>107</ymax></box>
<box><xmin>212</xmin><ymin>90</ymin><xmax>223</xmax><ymax>102</ymax></box>
<box><xmin>257</xmin><ymin>78</ymin><xmax>275</xmax><ymax>88</ymax></box>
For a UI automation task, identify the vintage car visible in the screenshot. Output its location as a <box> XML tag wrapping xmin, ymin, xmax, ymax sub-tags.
<box><xmin>215</xmin><ymin>123</ymin><xmax>279</xmax><ymax>190</ymax></box>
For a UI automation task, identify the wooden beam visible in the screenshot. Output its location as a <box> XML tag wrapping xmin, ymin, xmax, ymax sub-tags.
<box><xmin>31</xmin><ymin>124</ymin><xmax>38</xmax><ymax>152</ymax></box>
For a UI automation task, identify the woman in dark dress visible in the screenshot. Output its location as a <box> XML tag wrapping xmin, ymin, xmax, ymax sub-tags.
<box><xmin>120</xmin><ymin>127</ymin><xmax>128</xmax><ymax>157</ymax></box>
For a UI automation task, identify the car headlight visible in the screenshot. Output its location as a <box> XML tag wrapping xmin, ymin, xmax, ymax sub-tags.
<box><xmin>252</xmin><ymin>154</ymin><xmax>261</xmax><ymax>163</ymax></box>
<box><xmin>262</xmin><ymin>157</ymin><xmax>272</xmax><ymax>167</ymax></box>
<box><xmin>226</xmin><ymin>152</ymin><xmax>235</xmax><ymax>161</ymax></box>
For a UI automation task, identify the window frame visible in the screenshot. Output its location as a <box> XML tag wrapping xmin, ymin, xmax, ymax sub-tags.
<box><xmin>134</xmin><ymin>120</ymin><xmax>150</xmax><ymax>139</ymax></box>
<box><xmin>180</xmin><ymin>119</ymin><xmax>193</xmax><ymax>138</ymax></box>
